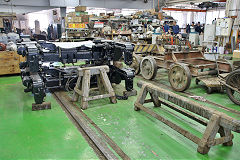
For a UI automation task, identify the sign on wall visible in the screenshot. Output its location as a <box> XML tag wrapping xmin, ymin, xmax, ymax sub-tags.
<box><xmin>94</xmin><ymin>22</ymin><xmax>104</xmax><ymax>28</ymax></box>
<box><xmin>68</xmin><ymin>23</ymin><xmax>85</xmax><ymax>29</ymax></box>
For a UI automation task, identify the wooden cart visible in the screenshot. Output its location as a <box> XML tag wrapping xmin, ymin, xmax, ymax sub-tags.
<box><xmin>131</xmin><ymin>50</ymin><xmax>233</xmax><ymax>92</ymax></box>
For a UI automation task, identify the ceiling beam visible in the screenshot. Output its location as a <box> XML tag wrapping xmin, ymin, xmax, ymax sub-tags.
<box><xmin>162</xmin><ymin>7</ymin><xmax>207</xmax><ymax>12</ymax></box>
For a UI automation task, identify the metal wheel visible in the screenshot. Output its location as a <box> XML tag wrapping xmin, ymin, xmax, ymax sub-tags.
<box><xmin>168</xmin><ymin>63</ymin><xmax>192</xmax><ymax>92</ymax></box>
<box><xmin>130</xmin><ymin>54</ymin><xmax>141</xmax><ymax>75</ymax></box>
<box><xmin>226</xmin><ymin>70</ymin><xmax>240</xmax><ymax>105</ymax></box>
<box><xmin>140</xmin><ymin>56</ymin><xmax>157</xmax><ymax>80</ymax></box>
<box><xmin>217</xmin><ymin>58</ymin><xmax>233</xmax><ymax>72</ymax></box>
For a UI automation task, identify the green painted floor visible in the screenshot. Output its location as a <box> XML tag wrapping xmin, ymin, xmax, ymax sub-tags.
<box><xmin>0</xmin><ymin>76</ymin><xmax>97</xmax><ymax>159</ymax></box>
<box><xmin>1</xmin><ymin>71</ymin><xmax>240</xmax><ymax>159</ymax></box>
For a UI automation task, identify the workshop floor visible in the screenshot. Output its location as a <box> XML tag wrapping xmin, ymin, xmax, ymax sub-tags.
<box><xmin>1</xmin><ymin>71</ymin><xmax>240</xmax><ymax>159</ymax></box>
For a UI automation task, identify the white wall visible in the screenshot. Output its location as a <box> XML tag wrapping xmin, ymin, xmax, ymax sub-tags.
<box><xmin>27</xmin><ymin>8</ymin><xmax>60</xmax><ymax>32</ymax></box>
<box><xmin>165</xmin><ymin>11</ymin><xmax>206</xmax><ymax>28</ymax></box>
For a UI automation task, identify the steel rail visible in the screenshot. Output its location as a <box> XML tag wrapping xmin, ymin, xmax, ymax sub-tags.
<box><xmin>53</xmin><ymin>91</ymin><xmax>118</xmax><ymax>160</ymax></box>
<box><xmin>53</xmin><ymin>91</ymin><xmax>130</xmax><ymax>160</ymax></box>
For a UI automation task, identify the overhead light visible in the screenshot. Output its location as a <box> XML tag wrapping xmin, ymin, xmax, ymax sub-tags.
<box><xmin>4</xmin><ymin>0</ymin><xmax>11</xmax><ymax>2</ymax></box>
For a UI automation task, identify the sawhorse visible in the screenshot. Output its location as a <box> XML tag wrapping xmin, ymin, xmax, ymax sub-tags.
<box><xmin>72</xmin><ymin>65</ymin><xmax>117</xmax><ymax>110</ymax></box>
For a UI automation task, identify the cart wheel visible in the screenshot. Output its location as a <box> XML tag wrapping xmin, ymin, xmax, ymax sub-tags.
<box><xmin>140</xmin><ymin>56</ymin><xmax>157</xmax><ymax>80</ymax></box>
<box><xmin>130</xmin><ymin>54</ymin><xmax>141</xmax><ymax>75</ymax></box>
<box><xmin>168</xmin><ymin>63</ymin><xmax>192</xmax><ymax>92</ymax></box>
<box><xmin>207</xmin><ymin>87</ymin><xmax>213</xmax><ymax>94</ymax></box>
<box><xmin>226</xmin><ymin>70</ymin><xmax>240</xmax><ymax>105</ymax></box>
<box><xmin>217</xmin><ymin>58</ymin><xmax>233</xmax><ymax>72</ymax></box>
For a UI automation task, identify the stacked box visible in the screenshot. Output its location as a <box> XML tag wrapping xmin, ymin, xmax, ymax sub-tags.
<box><xmin>75</xmin><ymin>6</ymin><xmax>87</xmax><ymax>12</ymax></box>
<box><xmin>68</xmin><ymin>12</ymin><xmax>76</xmax><ymax>17</ymax></box>
<box><xmin>81</xmin><ymin>15</ymin><xmax>89</xmax><ymax>23</ymax></box>
<box><xmin>72</xmin><ymin>17</ymin><xmax>82</xmax><ymax>23</ymax></box>
<box><xmin>65</xmin><ymin>17</ymin><xmax>73</xmax><ymax>23</ymax></box>
<box><xmin>76</xmin><ymin>12</ymin><xmax>88</xmax><ymax>16</ymax></box>
<box><xmin>0</xmin><ymin>18</ymin><xmax>3</xmax><ymax>28</ymax></box>
<box><xmin>0</xmin><ymin>51</ymin><xmax>26</xmax><ymax>75</ymax></box>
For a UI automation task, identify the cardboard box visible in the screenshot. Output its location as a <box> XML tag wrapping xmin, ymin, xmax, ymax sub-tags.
<box><xmin>233</xmin><ymin>50</ymin><xmax>240</xmax><ymax>58</ymax></box>
<box><xmin>100</xmin><ymin>13</ymin><xmax>105</xmax><ymax>16</ymax></box>
<box><xmin>0</xmin><ymin>18</ymin><xmax>3</xmax><ymax>28</ymax></box>
<box><xmin>73</xmin><ymin>17</ymin><xmax>82</xmax><ymax>23</ymax></box>
<box><xmin>80</xmin><ymin>15</ymin><xmax>89</xmax><ymax>22</ymax></box>
<box><xmin>68</xmin><ymin>12</ymin><xmax>76</xmax><ymax>17</ymax></box>
<box><xmin>65</xmin><ymin>17</ymin><xmax>73</xmax><ymax>23</ymax></box>
<box><xmin>76</xmin><ymin>12</ymin><xmax>88</xmax><ymax>16</ymax></box>
<box><xmin>75</xmin><ymin>6</ymin><xmax>87</xmax><ymax>12</ymax></box>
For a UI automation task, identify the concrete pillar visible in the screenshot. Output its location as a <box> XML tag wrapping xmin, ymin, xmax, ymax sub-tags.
<box><xmin>182</xmin><ymin>12</ymin><xmax>188</xmax><ymax>28</ymax></box>
<box><xmin>60</xmin><ymin>7</ymin><xmax>66</xmax><ymax>18</ymax></box>
<box><xmin>190</xmin><ymin>12</ymin><xmax>194</xmax><ymax>24</ymax></box>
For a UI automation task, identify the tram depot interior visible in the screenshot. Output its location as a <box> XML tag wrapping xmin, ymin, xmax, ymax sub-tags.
<box><xmin>0</xmin><ymin>0</ymin><xmax>240</xmax><ymax>159</ymax></box>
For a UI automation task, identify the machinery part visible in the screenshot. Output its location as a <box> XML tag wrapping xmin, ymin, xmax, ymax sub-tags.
<box><xmin>31</xmin><ymin>74</ymin><xmax>46</xmax><ymax>104</ymax></box>
<box><xmin>17</xmin><ymin>40</ymin><xmax>135</xmax><ymax>106</ymax></box>
<box><xmin>207</xmin><ymin>87</ymin><xmax>213</xmax><ymax>94</ymax></box>
<box><xmin>217</xmin><ymin>58</ymin><xmax>233</xmax><ymax>73</ymax></box>
<box><xmin>109</xmin><ymin>66</ymin><xmax>135</xmax><ymax>91</ymax></box>
<box><xmin>140</xmin><ymin>56</ymin><xmax>157</xmax><ymax>80</ymax></box>
<box><xmin>130</xmin><ymin>54</ymin><xmax>141</xmax><ymax>75</ymax></box>
<box><xmin>0</xmin><ymin>43</ymin><xmax>6</xmax><ymax>51</ymax></box>
<box><xmin>168</xmin><ymin>63</ymin><xmax>192</xmax><ymax>92</ymax></box>
<box><xmin>198</xmin><ymin>2</ymin><xmax>219</xmax><ymax>9</ymax></box>
<box><xmin>226</xmin><ymin>70</ymin><xmax>240</xmax><ymax>105</ymax></box>
<box><xmin>195</xmin><ymin>78</ymin><xmax>200</xmax><ymax>85</ymax></box>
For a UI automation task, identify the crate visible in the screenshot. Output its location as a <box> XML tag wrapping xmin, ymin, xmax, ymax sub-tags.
<box><xmin>0</xmin><ymin>51</ymin><xmax>25</xmax><ymax>75</ymax></box>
